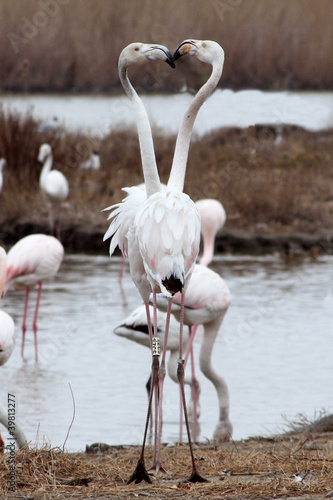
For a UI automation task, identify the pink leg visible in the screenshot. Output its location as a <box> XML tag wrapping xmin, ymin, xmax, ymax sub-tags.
<box><xmin>183</xmin><ymin>324</ymin><xmax>200</xmax><ymax>441</ymax></box>
<box><xmin>118</xmin><ymin>255</ymin><xmax>126</xmax><ymax>284</ymax></box>
<box><xmin>152</xmin><ymin>298</ymin><xmax>173</xmax><ymax>474</ymax></box>
<box><xmin>32</xmin><ymin>282</ymin><xmax>43</xmax><ymax>363</ymax></box>
<box><xmin>48</xmin><ymin>205</ymin><xmax>54</xmax><ymax>236</ymax></box>
<box><xmin>21</xmin><ymin>288</ymin><xmax>30</xmax><ymax>359</ymax></box>
<box><xmin>177</xmin><ymin>294</ymin><xmax>207</xmax><ymax>483</ymax></box>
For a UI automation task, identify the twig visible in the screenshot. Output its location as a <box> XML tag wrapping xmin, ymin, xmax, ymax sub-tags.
<box><xmin>62</xmin><ymin>383</ymin><xmax>75</xmax><ymax>452</ymax></box>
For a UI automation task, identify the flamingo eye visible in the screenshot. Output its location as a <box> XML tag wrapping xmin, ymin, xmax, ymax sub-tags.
<box><xmin>134</xmin><ymin>46</ymin><xmax>139</xmax><ymax>51</ymax></box>
<box><xmin>202</xmin><ymin>42</ymin><xmax>207</xmax><ymax>48</ymax></box>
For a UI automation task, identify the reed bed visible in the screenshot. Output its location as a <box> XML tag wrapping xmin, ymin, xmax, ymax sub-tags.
<box><xmin>0</xmin><ymin>109</ymin><xmax>333</xmax><ymax>246</ymax></box>
<box><xmin>1</xmin><ymin>0</ymin><xmax>333</xmax><ymax>92</ymax></box>
<box><xmin>1</xmin><ymin>432</ymin><xmax>333</xmax><ymax>499</ymax></box>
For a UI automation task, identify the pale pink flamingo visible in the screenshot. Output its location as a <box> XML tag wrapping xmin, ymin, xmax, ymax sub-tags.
<box><xmin>0</xmin><ymin>247</ymin><xmax>28</xmax><ymax>450</ymax></box>
<box><xmin>154</xmin><ymin>264</ymin><xmax>232</xmax><ymax>443</ymax></box>
<box><xmin>105</xmin><ymin>39</ymin><xmax>224</xmax><ymax>483</ymax></box>
<box><xmin>0</xmin><ymin>247</ymin><xmax>15</xmax><ymax>367</ymax></box>
<box><xmin>4</xmin><ymin>234</ymin><xmax>64</xmax><ymax>362</ymax></box>
<box><xmin>38</xmin><ymin>143</ymin><xmax>69</xmax><ymax>236</ymax></box>
<box><xmin>195</xmin><ymin>198</ymin><xmax>226</xmax><ymax>267</ymax></box>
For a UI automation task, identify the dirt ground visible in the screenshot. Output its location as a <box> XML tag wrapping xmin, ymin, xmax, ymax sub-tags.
<box><xmin>1</xmin><ymin>429</ymin><xmax>333</xmax><ymax>500</ymax></box>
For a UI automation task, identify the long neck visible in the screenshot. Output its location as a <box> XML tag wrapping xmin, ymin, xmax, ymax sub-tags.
<box><xmin>40</xmin><ymin>152</ymin><xmax>52</xmax><ymax>186</ymax></box>
<box><xmin>199</xmin><ymin>316</ymin><xmax>230</xmax><ymax>423</ymax></box>
<box><xmin>119</xmin><ymin>65</ymin><xmax>161</xmax><ymax>197</ymax></box>
<box><xmin>168</xmin><ymin>58</ymin><xmax>223</xmax><ymax>192</ymax></box>
<box><xmin>0</xmin><ymin>404</ymin><xmax>28</xmax><ymax>448</ymax></box>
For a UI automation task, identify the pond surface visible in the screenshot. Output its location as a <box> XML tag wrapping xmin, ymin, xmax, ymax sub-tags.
<box><xmin>2</xmin><ymin>90</ymin><xmax>333</xmax><ymax>137</ymax></box>
<box><xmin>1</xmin><ymin>253</ymin><xmax>332</xmax><ymax>452</ymax></box>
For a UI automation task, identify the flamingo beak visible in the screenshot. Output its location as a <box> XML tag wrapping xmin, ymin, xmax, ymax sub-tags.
<box><xmin>173</xmin><ymin>40</ymin><xmax>198</xmax><ymax>60</ymax></box>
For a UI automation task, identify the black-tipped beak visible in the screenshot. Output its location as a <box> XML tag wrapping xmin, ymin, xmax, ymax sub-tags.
<box><xmin>173</xmin><ymin>40</ymin><xmax>197</xmax><ymax>60</ymax></box>
<box><xmin>165</xmin><ymin>51</ymin><xmax>176</xmax><ymax>68</ymax></box>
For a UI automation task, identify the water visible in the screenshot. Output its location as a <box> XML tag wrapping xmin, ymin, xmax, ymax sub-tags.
<box><xmin>2</xmin><ymin>90</ymin><xmax>333</xmax><ymax>137</ymax></box>
<box><xmin>1</xmin><ymin>253</ymin><xmax>332</xmax><ymax>452</ymax></box>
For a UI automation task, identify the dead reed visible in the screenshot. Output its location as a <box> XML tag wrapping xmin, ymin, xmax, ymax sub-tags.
<box><xmin>1</xmin><ymin>0</ymin><xmax>333</xmax><ymax>92</ymax></box>
<box><xmin>1</xmin><ymin>434</ymin><xmax>333</xmax><ymax>499</ymax></box>
<box><xmin>0</xmin><ymin>109</ymin><xmax>333</xmax><ymax>241</ymax></box>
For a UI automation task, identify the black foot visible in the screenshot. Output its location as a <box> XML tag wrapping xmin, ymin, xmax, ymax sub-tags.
<box><xmin>127</xmin><ymin>459</ymin><xmax>152</xmax><ymax>484</ymax></box>
<box><xmin>187</xmin><ymin>469</ymin><xmax>209</xmax><ymax>483</ymax></box>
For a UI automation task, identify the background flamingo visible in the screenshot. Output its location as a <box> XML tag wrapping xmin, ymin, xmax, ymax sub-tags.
<box><xmin>38</xmin><ymin>143</ymin><xmax>69</xmax><ymax>236</ymax></box>
<box><xmin>154</xmin><ymin>264</ymin><xmax>233</xmax><ymax>443</ymax></box>
<box><xmin>195</xmin><ymin>198</ymin><xmax>226</xmax><ymax>267</ymax></box>
<box><xmin>5</xmin><ymin>234</ymin><xmax>64</xmax><ymax>362</ymax></box>
<box><xmin>0</xmin><ymin>246</ymin><xmax>28</xmax><ymax>450</ymax></box>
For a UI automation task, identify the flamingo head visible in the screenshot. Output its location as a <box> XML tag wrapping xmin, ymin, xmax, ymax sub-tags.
<box><xmin>38</xmin><ymin>143</ymin><xmax>52</xmax><ymax>163</ymax></box>
<box><xmin>174</xmin><ymin>39</ymin><xmax>224</xmax><ymax>66</ymax></box>
<box><xmin>119</xmin><ymin>43</ymin><xmax>175</xmax><ymax>69</ymax></box>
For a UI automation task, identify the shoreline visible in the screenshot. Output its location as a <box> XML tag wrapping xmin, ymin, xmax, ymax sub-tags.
<box><xmin>1</xmin><ymin>221</ymin><xmax>333</xmax><ymax>256</ymax></box>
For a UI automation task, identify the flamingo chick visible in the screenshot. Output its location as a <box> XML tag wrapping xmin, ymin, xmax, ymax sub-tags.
<box><xmin>5</xmin><ymin>234</ymin><xmax>64</xmax><ymax>362</ymax></box>
<box><xmin>38</xmin><ymin>143</ymin><xmax>69</xmax><ymax>236</ymax></box>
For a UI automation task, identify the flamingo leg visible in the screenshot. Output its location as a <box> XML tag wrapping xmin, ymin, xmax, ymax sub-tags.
<box><xmin>184</xmin><ymin>324</ymin><xmax>200</xmax><ymax>441</ymax></box>
<box><xmin>32</xmin><ymin>282</ymin><xmax>43</xmax><ymax>363</ymax></box>
<box><xmin>118</xmin><ymin>255</ymin><xmax>126</xmax><ymax>284</ymax></box>
<box><xmin>151</xmin><ymin>298</ymin><xmax>173</xmax><ymax>474</ymax></box>
<box><xmin>177</xmin><ymin>294</ymin><xmax>207</xmax><ymax>483</ymax></box>
<box><xmin>48</xmin><ymin>204</ymin><xmax>54</xmax><ymax>236</ymax></box>
<box><xmin>128</xmin><ymin>298</ymin><xmax>160</xmax><ymax>484</ymax></box>
<box><xmin>21</xmin><ymin>287</ymin><xmax>30</xmax><ymax>359</ymax></box>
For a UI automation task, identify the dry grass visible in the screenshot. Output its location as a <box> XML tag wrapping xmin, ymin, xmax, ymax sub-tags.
<box><xmin>0</xmin><ymin>0</ymin><xmax>333</xmax><ymax>92</ymax></box>
<box><xmin>1</xmin><ymin>433</ymin><xmax>333</xmax><ymax>499</ymax></box>
<box><xmin>1</xmin><ymin>109</ymin><xmax>333</xmax><ymax>244</ymax></box>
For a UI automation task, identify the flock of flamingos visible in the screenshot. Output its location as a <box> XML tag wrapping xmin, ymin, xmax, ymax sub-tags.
<box><xmin>1</xmin><ymin>39</ymin><xmax>233</xmax><ymax>483</ymax></box>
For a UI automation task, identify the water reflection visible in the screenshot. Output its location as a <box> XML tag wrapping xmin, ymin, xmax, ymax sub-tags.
<box><xmin>1</xmin><ymin>253</ymin><xmax>332</xmax><ymax>451</ymax></box>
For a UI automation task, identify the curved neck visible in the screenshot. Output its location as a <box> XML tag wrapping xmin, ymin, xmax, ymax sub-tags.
<box><xmin>168</xmin><ymin>58</ymin><xmax>223</xmax><ymax>192</ymax></box>
<box><xmin>40</xmin><ymin>152</ymin><xmax>52</xmax><ymax>185</ymax></box>
<box><xmin>199</xmin><ymin>316</ymin><xmax>230</xmax><ymax>422</ymax></box>
<box><xmin>119</xmin><ymin>65</ymin><xmax>161</xmax><ymax>197</ymax></box>
<box><xmin>199</xmin><ymin>230</ymin><xmax>216</xmax><ymax>267</ymax></box>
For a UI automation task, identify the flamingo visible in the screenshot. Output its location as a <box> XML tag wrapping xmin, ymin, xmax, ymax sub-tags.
<box><xmin>195</xmin><ymin>199</ymin><xmax>226</xmax><ymax>267</ymax></box>
<box><xmin>105</xmin><ymin>39</ymin><xmax>224</xmax><ymax>483</ymax></box>
<box><xmin>153</xmin><ymin>264</ymin><xmax>232</xmax><ymax>443</ymax></box>
<box><xmin>4</xmin><ymin>234</ymin><xmax>64</xmax><ymax>362</ymax></box>
<box><xmin>0</xmin><ymin>158</ymin><xmax>6</xmax><ymax>193</ymax></box>
<box><xmin>80</xmin><ymin>150</ymin><xmax>100</xmax><ymax>170</ymax></box>
<box><xmin>115</xmin><ymin>264</ymin><xmax>232</xmax><ymax>443</ymax></box>
<box><xmin>0</xmin><ymin>247</ymin><xmax>15</xmax><ymax>367</ymax></box>
<box><xmin>0</xmin><ymin>247</ymin><xmax>27</xmax><ymax>450</ymax></box>
<box><xmin>38</xmin><ymin>143</ymin><xmax>69</xmax><ymax>236</ymax></box>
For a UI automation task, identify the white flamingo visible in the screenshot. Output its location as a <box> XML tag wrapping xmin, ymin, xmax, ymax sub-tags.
<box><xmin>80</xmin><ymin>150</ymin><xmax>100</xmax><ymax>170</ymax></box>
<box><xmin>38</xmin><ymin>143</ymin><xmax>69</xmax><ymax>236</ymax></box>
<box><xmin>195</xmin><ymin>198</ymin><xmax>226</xmax><ymax>267</ymax></box>
<box><xmin>0</xmin><ymin>247</ymin><xmax>28</xmax><ymax>450</ymax></box>
<box><xmin>0</xmin><ymin>158</ymin><xmax>6</xmax><ymax>194</ymax></box>
<box><xmin>4</xmin><ymin>234</ymin><xmax>64</xmax><ymax>362</ymax></box>
<box><xmin>105</xmin><ymin>39</ymin><xmax>224</xmax><ymax>483</ymax></box>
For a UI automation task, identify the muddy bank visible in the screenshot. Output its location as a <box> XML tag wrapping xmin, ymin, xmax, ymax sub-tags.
<box><xmin>1</xmin><ymin>221</ymin><xmax>333</xmax><ymax>257</ymax></box>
